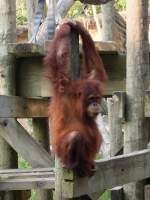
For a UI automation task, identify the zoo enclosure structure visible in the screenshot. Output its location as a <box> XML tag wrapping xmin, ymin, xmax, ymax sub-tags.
<box><xmin>0</xmin><ymin>1</ymin><xmax>150</xmax><ymax>200</ymax></box>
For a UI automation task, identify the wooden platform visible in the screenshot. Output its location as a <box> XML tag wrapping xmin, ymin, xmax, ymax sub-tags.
<box><xmin>8</xmin><ymin>42</ymin><xmax>126</xmax><ymax>97</ymax></box>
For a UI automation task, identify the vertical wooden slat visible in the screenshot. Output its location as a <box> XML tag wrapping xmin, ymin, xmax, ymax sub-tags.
<box><xmin>108</xmin><ymin>92</ymin><xmax>124</xmax><ymax>157</ymax></box>
<box><xmin>32</xmin><ymin>118</ymin><xmax>53</xmax><ymax>200</ymax></box>
<box><xmin>111</xmin><ymin>186</ymin><xmax>123</xmax><ymax>200</ymax></box>
<box><xmin>145</xmin><ymin>185</ymin><xmax>150</xmax><ymax>200</ymax></box>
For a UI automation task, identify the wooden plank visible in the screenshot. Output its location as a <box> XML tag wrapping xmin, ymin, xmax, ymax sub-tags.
<box><xmin>145</xmin><ymin>185</ymin><xmax>150</xmax><ymax>200</ymax></box>
<box><xmin>16</xmin><ymin>56</ymin><xmax>53</xmax><ymax>97</ymax></box>
<box><xmin>62</xmin><ymin>148</ymin><xmax>150</xmax><ymax>198</ymax></box>
<box><xmin>0</xmin><ymin>177</ymin><xmax>54</xmax><ymax>191</ymax></box>
<box><xmin>16</xmin><ymin>51</ymin><xmax>126</xmax><ymax>97</ymax></box>
<box><xmin>0</xmin><ymin>170</ymin><xmax>54</xmax><ymax>179</ymax></box>
<box><xmin>0</xmin><ymin>92</ymin><xmax>149</xmax><ymax>118</ymax></box>
<box><xmin>0</xmin><ymin>1</ymin><xmax>18</xmax><ymax>199</ymax></box>
<box><xmin>0</xmin><ymin>168</ymin><xmax>53</xmax><ymax>174</ymax></box>
<box><xmin>8</xmin><ymin>42</ymin><xmax>117</xmax><ymax>58</ymax></box>
<box><xmin>145</xmin><ymin>91</ymin><xmax>150</xmax><ymax>117</ymax></box>
<box><xmin>107</xmin><ymin>96</ymin><xmax>123</xmax><ymax>157</ymax></box>
<box><xmin>0</xmin><ymin>95</ymin><xmax>49</xmax><ymax>118</ymax></box>
<box><xmin>0</xmin><ymin>118</ymin><xmax>54</xmax><ymax>168</ymax></box>
<box><xmin>95</xmin><ymin>41</ymin><xmax>118</xmax><ymax>52</ymax></box>
<box><xmin>8</xmin><ymin>43</ymin><xmax>45</xmax><ymax>58</ymax></box>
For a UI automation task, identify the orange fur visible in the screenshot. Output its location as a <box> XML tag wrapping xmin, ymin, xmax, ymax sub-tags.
<box><xmin>44</xmin><ymin>21</ymin><xmax>107</xmax><ymax>177</ymax></box>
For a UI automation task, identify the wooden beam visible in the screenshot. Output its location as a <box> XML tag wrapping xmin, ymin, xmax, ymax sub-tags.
<box><xmin>0</xmin><ymin>95</ymin><xmax>49</xmax><ymax>118</ymax></box>
<box><xmin>8</xmin><ymin>43</ymin><xmax>45</xmax><ymax>58</ymax></box>
<box><xmin>0</xmin><ymin>92</ymin><xmax>149</xmax><ymax>118</ymax></box>
<box><xmin>62</xmin><ymin>148</ymin><xmax>150</xmax><ymax>198</ymax></box>
<box><xmin>0</xmin><ymin>118</ymin><xmax>54</xmax><ymax>168</ymax></box>
<box><xmin>0</xmin><ymin>177</ymin><xmax>54</xmax><ymax>191</ymax></box>
<box><xmin>0</xmin><ymin>167</ymin><xmax>55</xmax><ymax>193</ymax></box>
<box><xmin>145</xmin><ymin>91</ymin><xmax>150</xmax><ymax>117</ymax></box>
<box><xmin>145</xmin><ymin>185</ymin><xmax>150</xmax><ymax>200</ymax></box>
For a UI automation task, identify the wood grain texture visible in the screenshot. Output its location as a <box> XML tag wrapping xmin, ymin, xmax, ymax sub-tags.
<box><xmin>0</xmin><ymin>118</ymin><xmax>54</xmax><ymax>168</ymax></box>
<box><xmin>0</xmin><ymin>95</ymin><xmax>49</xmax><ymax>118</ymax></box>
<box><xmin>0</xmin><ymin>168</ymin><xmax>55</xmax><ymax>191</ymax></box>
<box><xmin>124</xmin><ymin>1</ymin><xmax>149</xmax><ymax>199</ymax></box>
<box><xmin>62</xmin><ymin>149</ymin><xmax>150</xmax><ymax>198</ymax></box>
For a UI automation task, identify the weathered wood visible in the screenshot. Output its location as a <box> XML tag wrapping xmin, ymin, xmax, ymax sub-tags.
<box><xmin>0</xmin><ymin>91</ymin><xmax>149</xmax><ymax>118</ymax></box>
<box><xmin>124</xmin><ymin>1</ymin><xmax>150</xmax><ymax>200</ymax></box>
<box><xmin>0</xmin><ymin>169</ymin><xmax>54</xmax><ymax>179</ymax></box>
<box><xmin>0</xmin><ymin>95</ymin><xmax>49</xmax><ymax>118</ymax></box>
<box><xmin>0</xmin><ymin>118</ymin><xmax>54</xmax><ymax>168</ymax></box>
<box><xmin>16</xmin><ymin>56</ymin><xmax>53</xmax><ymax>97</ymax></box>
<box><xmin>145</xmin><ymin>185</ymin><xmax>150</xmax><ymax>200</ymax></box>
<box><xmin>107</xmin><ymin>94</ymin><xmax>123</xmax><ymax>157</ymax></box>
<box><xmin>8</xmin><ymin>42</ymin><xmax>126</xmax><ymax>96</ymax></box>
<box><xmin>110</xmin><ymin>186</ymin><xmax>123</xmax><ymax>200</ymax></box>
<box><xmin>0</xmin><ymin>168</ymin><xmax>54</xmax><ymax>197</ymax></box>
<box><xmin>32</xmin><ymin>118</ymin><xmax>53</xmax><ymax>200</ymax></box>
<box><xmin>62</xmin><ymin>148</ymin><xmax>150</xmax><ymax>199</ymax></box>
<box><xmin>95</xmin><ymin>41</ymin><xmax>117</xmax><ymax>52</ymax></box>
<box><xmin>0</xmin><ymin>1</ymin><xmax>18</xmax><ymax>199</ymax></box>
<box><xmin>8</xmin><ymin>43</ymin><xmax>45</xmax><ymax>58</ymax></box>
<box><xmin>26</xmin><ymin>0</ymin><xmax>37</xmax><ymax>39</ymax></box>
<box><xmin>101</xmin><ymin>1</ymin><xmax>115</xmax><ymax>41</ymax></box>
<box><xmin>0</xmin><ymin>177</ymin><xmax>54</xmax><ymax>191</ymax></box>
<box><xmin>145</xmin><ymin>91</ymin><xmax>150</xmax><ymax>117</ymax></box>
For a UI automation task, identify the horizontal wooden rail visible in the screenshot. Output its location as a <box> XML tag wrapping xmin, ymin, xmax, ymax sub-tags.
<box><xmin>8</xmin><ymin>42</ymin><xmax>118</xmax><ymax>58</ymax></box>
<box><xmin>62</xmin><ymin>148</ymin><xmax>150</xmax><ymax>198</ymax></box>
<box><xmin>1</xmin><ymin>149</ymin><xmax>150</xmax><ymax>196</ymax></box>
<box><xmin>0</xmin><ymin>95</ymin><xmax>49</xmax><ymax>118</ymax></box>
<box><xmin>0</xmin><ymin>92</ymin><xmax>149</xmax><ymax>118</ymax></box>
<box><xmin>0</xmin><ymin>168</ymin><xmax>55</xmax><ymax>191</ymax></box>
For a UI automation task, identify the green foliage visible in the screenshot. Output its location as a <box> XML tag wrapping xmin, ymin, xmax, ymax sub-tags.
<box><xmin>16</xmin><ymin>15</ymin><xmax>27</xmax><ymax>25</ymax></box>
<box><xmin>18</xmin><ymin>156</ymin><xmax>36</xmax><ymax>200</ymax></box>
<box><xmin>115</xmin><ymin>0</ymin><xmax>126</xmax><ymax>11</ymax></box>
<box><xmin>18</xmin><ymin>156</ymin><xmax>31</xmax><ymax>168</ymax></box>
<box><xmin>67</xmin><ymin>1</ymin><xmax>83</xmax><ymax>18</ymax></box>
<box><xmin>16</xmin><ymin>0</ymin><xmax>27</xmax><ymax>25</ymax></box>
<box><xmin>29</xmin><ymin>190</ymin><xmax>36</xmax><ymax>200</ymax></box>
<box><xmin>99</xmin><ymin>191</ymin><xmax>110</xmax><ymax>200</ymax></box>
<box><xmin>67</xmin><ymin>0</ymin><xmax>126</xmax><ymax>19</ymax></box>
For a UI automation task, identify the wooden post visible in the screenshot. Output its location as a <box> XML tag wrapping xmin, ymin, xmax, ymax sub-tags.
<box><xmin>110</xmin><ymin>186</ymin><xmax>123</xmax><ymax>200</ymax></box>
<box><xmin>107</xmin><ymin>93</ymin><xmax>124</xmax><ymax>200</ymax></box>
<box><xmin>145</xmin><ymin>185</ymin><xmax>150</xmax><ymax>200</ymax></box>
<box><xmin>26</xmin><ymin>0</ymin><xmax>38</xmax><ymax>39</ymax></box>
<box><xmin>101</xmin><ymin>0</ymin><xmax>115</xmax><ymax>41</ymax></box>
<box><xmin>107</xmin><ymin>92</ymin><xmax>125</xmax><ymax>156</ymax></box>
<box><xmin>32</xmin><ymin>118</ymin><xmax>53</xmax><ymax>200</ymax></box>
<box><xmin>124</xmin><ymin>1</ymin><xmax>150</xmax><ymax>200</ymax></box>
<box><xmin>0</xmin><ymin>1</ymin><xmax>18</xmax><ymax>199</ymax></box>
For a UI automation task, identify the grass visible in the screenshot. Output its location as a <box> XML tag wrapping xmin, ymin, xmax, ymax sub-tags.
<box><xmin>18</xmin><ymin>156</ymin><xmax>36</xmax><ymax>200</ymax></box>
<box><xmin>99</xmin><ymin>191</ymin><xmax>110</xmax><ymax>200</ymax></box>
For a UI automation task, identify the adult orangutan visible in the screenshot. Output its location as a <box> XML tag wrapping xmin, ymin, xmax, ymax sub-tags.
<box><xmin>44</xmin><ymin>21</ymin><xmax>107</xmax><ymax>177</ymax></box>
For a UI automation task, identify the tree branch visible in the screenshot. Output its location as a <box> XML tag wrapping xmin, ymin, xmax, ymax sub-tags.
<box><xmin>80</xmin><ymin>0</ymin><xmax>113</xmax><ymax>5</ymax></box>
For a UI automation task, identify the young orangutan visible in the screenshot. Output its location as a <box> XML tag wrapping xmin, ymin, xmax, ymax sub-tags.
<box><xmin>44</xmin><ymin>21</ymin><xmax>107</xmax><ymax>177</ymax></box>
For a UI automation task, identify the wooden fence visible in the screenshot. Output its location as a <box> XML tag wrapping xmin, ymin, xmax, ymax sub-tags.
<box><xmin>0</xmin><ymin>41</ymin><xmax>149</xmax><ymax>199</ymax></box>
